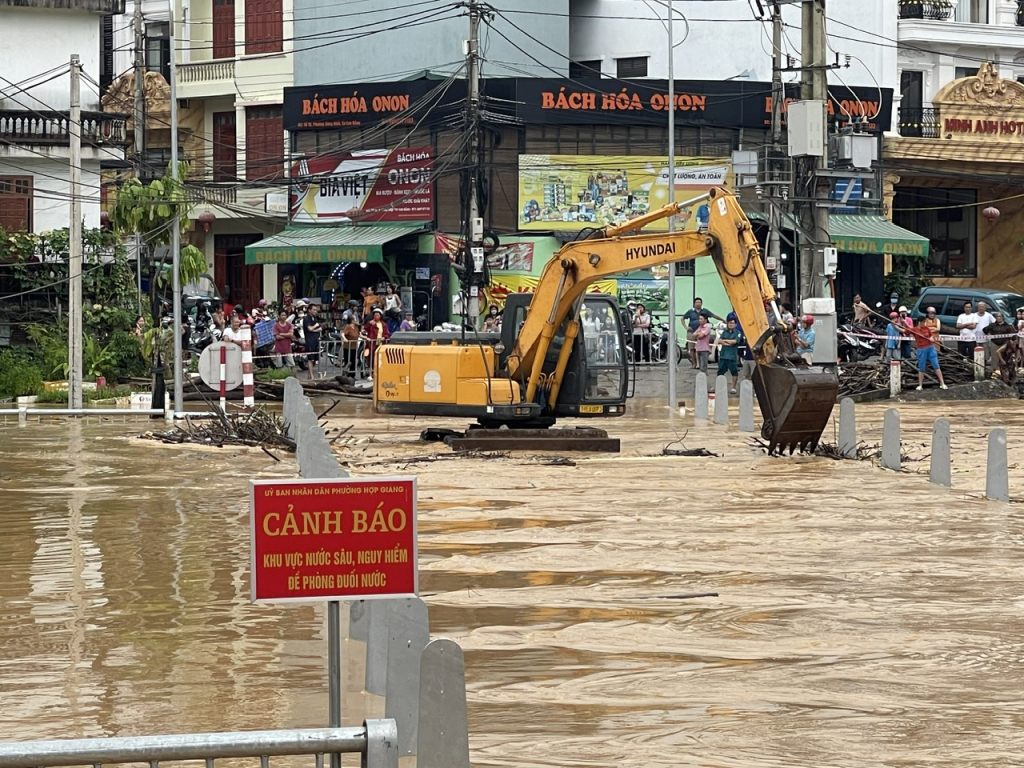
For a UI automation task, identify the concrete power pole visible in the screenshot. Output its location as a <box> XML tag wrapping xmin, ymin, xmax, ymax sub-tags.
<box><xmin>465</xmin><ymin>0</ymin><xmax>483</xmax><ymax>330</ymax></box>
<box><xmin>798</xmin><ymin>0</ymin><xmax>829</xmax><ymax>300</ymax></box>
<box><xmin>68</xmin><ymin>54</ymin><xmax>83</xmax><ymax>410</ymax></box>
<box><xmin>666</xmin><ymin>0</ymin><xmax>677</xmax><ymax>410</ymax></box>
<box><xmin>133</xmin><ymin>0</ymin><xmax>146</xmax><ymax>315</ymax></box>
<box><xmin>769</xmin><ymin>1</ymin><xmax>783</xmax><ymax>274</ymax></box>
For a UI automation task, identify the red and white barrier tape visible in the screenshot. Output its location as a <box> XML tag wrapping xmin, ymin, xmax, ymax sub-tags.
<box><xmin>219</xmin><ymin>345</ymin><xmax>227</xmax><ymax>413</ymax></box>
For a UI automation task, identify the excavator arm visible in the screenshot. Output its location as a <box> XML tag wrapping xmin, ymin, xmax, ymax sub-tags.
<box><xmin>506</xmin><ymin>187</ymin><xmax>837</xmax><ymax>454</ymax></box>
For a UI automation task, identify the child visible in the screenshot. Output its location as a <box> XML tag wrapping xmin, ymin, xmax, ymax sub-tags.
<box><xmin>716</xmin><ymin>317</ymin><xmax>741</xmax><ymax>394</ymax></box>
<box><xmin>884</xmin><ymin>312</ymin><xmax>904</xmax><ymax>364</ymax></box>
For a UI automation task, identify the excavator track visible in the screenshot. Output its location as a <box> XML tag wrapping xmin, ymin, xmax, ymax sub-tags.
<box><xmin>752</xmin><ymin>364</ymin><xmax>838</xmax><ymax>455</ymax></box>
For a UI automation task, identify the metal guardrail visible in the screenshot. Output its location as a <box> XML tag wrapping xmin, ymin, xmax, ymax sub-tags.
<box><xmin>0</xmin><ymin>723</ymin><xmax>398</xmax><ymax>768</ymax></box>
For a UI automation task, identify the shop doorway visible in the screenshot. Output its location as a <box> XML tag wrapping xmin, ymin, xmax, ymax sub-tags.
<box><xmin>214</xmin><ymin>234</ymin><xmax>263</xmax><ymax>311</ymax></box>
<box><xmin>338</xmin><ymin>262</ymin><xmax>391</xmax><ymax>305</ymax></box>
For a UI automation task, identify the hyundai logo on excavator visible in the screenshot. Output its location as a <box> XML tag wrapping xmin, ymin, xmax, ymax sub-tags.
<box><xmin>625</xmin><ymin>242</ymin><xmax>676</xmax><ymax>261</ymax></box>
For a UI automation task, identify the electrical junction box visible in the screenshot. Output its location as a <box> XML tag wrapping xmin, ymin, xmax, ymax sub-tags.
<box><xmin>801</xmin><ymin>297</ymin><xmax>836</xmax><ymax>365</ymax></box>
<box><xmin>831</xmin><ymin>133</ymin><xmax>875</xmax><ymax>170</ymax></box>
<box><xmin>823</xmin><ymin>246</ymin><xmax>838</xmax><ymax>276</ymax></box>
<box><xmin>731</xmin><ymin>150</ymin><xmax>758</xmax><ymax>187</ymax></box>
<box><xmin>787</xmin><ymin>100</ymin><xmax>825</xmax><ymax>157</ymax></box>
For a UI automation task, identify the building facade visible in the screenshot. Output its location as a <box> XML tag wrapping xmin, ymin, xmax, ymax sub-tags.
<box><xmin>0</xmin><ymin>0</ymin><xmax>129</xmax><ymax>234</ymax></box>
<box><xmin>889</xmin><ymin>0</ymin><xmax>1024</xmax><ymax>291</ymax></box>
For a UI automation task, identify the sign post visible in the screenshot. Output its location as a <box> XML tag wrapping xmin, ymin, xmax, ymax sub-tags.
<box><xmin>250</xmin><ymin>477</ymin><xmax>418</xmax><ymax>762</ymax></box>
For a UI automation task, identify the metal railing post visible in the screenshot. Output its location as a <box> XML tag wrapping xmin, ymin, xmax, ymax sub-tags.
<box><xmin>362</xmin><ymin>720</ymin><xmax>398</xmax><ymax>768</ymax></box>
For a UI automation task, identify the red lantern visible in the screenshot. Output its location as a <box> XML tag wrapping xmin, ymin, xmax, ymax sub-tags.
<box><xmin>982</xmin><ymin>206</ymin><xmax>1000</xmax><ymax>224</ymax></box>
<box><xmin>198</xmin><ymin>211</ymin><xmax>216</xmax><ymax>232</ymax></box>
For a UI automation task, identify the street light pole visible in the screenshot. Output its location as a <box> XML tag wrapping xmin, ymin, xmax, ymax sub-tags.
<box><xmin>169</xmin><ymin>0</ymin><xmax>183</xmax><ymax>417</ymax></box>
<box><xmin>666</xmin><ymin>0</ymin><xmax>678</xmax><ymax>410</ymax></box>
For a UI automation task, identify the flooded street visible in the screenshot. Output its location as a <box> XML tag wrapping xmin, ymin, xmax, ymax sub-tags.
<box><xmin>2</xmin><ymin>400</ymin><xmax>1024</xmax><ymax>767</ymax></box>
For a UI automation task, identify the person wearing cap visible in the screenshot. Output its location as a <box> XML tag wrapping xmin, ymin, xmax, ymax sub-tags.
<box><xmin>996</xmin><ymin>331</ymin><xmax>1023</xmax><ymax>388</ymax></box>
<box><xmin>793</xmin><ymin>314</ymin><xmax>816</xmax><ymax>365</ymax></box>
<box><xmin>363</xmin><ymin>307</ymin><xmax>390</xmax><ymax>379</ymax></box>
<box><xmin>251</xmin><ymin>298</ymin><xmax>270</xmax><ymax>323</ymax></box>
<box><xmin>884</xmin><ymin>311</ymin><xmax>905</xmax><ymax>365</ymax></box>
<box><xmin>400</xmin><ymin>310</ymin><xmax>417</xmax><ymax>332</ymax></box>
<box><xmin>923</xmin><ymin>306</ymin><xmax>941</xmax><ymax>343</ymax></box>
<box><xmin>887</xmin><ymin>293</ymin><xmax>900</xmax><ymax>317</ymax></box>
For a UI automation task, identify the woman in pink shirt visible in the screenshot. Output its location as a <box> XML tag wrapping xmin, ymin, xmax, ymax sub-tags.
<box><xmin>694</xmin><ymin>314</ymin><xmax>712</xmax><ymax>374</ymax></box>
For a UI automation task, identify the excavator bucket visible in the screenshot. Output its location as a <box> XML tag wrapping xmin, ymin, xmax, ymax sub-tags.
<box><xmin>751</xmin><ymin>364</ymin><xmax>838</xmax><ymax>455</ymax></box>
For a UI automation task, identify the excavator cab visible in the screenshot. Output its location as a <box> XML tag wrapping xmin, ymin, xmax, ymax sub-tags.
<box><xmin>498</xmin><ymin>293</ymin><xmax>628</xmax><ymax>421</ymax></box>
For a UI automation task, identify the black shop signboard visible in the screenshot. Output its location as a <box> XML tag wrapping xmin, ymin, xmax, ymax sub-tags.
<box><xmin>285</xmin><ymin>77</ymin><xmax>892</xmax><ymax>134</ymax></box>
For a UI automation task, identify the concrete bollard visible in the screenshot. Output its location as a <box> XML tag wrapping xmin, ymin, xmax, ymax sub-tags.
<box><xmin>881</xmin><ymin>407</ymin><xmax>901</xmax><ymax>471</ymax></box>
<box><xmin>713</xmin><ymin>375</ymin><xmax>729</xmax><ymax>424</ymax></box>
<box><xmin>283</xmin><ymin>376</ymin><xmax>304</xmax><ymax>438</ymax></box>
<box><xmin>738</xmin><ymin>380</ymin><xmax>755</xmax><ymax>432</ymax></box>
<box><xmin>929</xmin><ymin>418</ymin><xmax>951</xmax><ymax>487</ymax></box>
<box><xmin>889</xmin><ymin>359</ymin><xmax>902</xmax><ymax>397</ymax></box>
<box><xmin>974</xmin><ymin>345</ymin><xmax>986</xmax><ymax>382</ymax></box>
<box><xmin>694</xmin><ymin>372</ymin><xmax>709</xmax><ymax>420</ymax></box>
<box><xmin>838</xmin><ymin>397</ymin><xmax>856</xmax><ymax>458</ymax></box>
<box><xmin>985</xmin><ymin>428</ymin><xmax>1009</xmax><ymax>502</ymax></box>
<box><xmin>18</xmin><ymin>406</ymin><xmax>26</xmax><ymax>424</ymax></box>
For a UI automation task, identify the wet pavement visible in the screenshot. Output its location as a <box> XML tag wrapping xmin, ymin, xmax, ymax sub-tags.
<box><xmin>2</xmin><ymin>398</ymin><xmax>1024</xmax><ymax>767</ymax></box>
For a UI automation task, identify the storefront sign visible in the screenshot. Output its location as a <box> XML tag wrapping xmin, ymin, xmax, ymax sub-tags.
<box><xmin>250</xmin><ymin>478</ymin><xmax>417</xmax><ymax>603</ymax></box>
<box><xmin>248</xmin><ymin>246</ymin><xmax>382</xmax><ymax>265</ymax></box>
<box><xmin>284</xmin><ymin>81</ymin><xmax>469</xmax><ymax>131</ymax></box>
<box><xmin>291</xmin><ymin>147</ymin><xmax>434</xmax><ymax>224</ymax></box>
<box><xmin>519</xmin><ymin>154</ymin><xmax>730</xmax><ymax>232</ymax></box>
<box><xmin>285</xmin><ymin>78</ymin><xmax>892</xmax><ymax>134</ymax></box>
<box><xmin>515</xmin><ymin>79</ymin><xmax>893</xmax><ymax>133</ymax></box>
<box><xmin>942</xmin><ymin>117</ymin><xmax>1024</xmax><ymax>138</ymax></box>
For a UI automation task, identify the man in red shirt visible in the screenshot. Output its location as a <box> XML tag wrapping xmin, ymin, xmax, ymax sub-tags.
<box><xmin>272</xmin><ymin>309</ymin><xmax>296</xmax><ymax>372</ymax></box>
<box><xmin>910</xmin><ymin>315</ymin><xmax>947</xmax><ymax>391</ymax></box>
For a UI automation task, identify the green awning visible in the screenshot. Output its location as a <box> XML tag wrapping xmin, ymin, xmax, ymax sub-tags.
<box><xmin>829</xmin><ymin>214</ymin><xmax>930</xmax><ymax>258</ymax></box>
<box><xmin>245</xmin><ymin>224</ymin><xmax>423</xmax><ymax>265</ymax></box>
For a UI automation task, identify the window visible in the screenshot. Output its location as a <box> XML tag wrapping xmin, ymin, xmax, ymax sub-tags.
<box><xmin>892</xmin><ymin>187</ymin><xmax>977</xmax><ymax>277</ymax></box>
<box><xmin>213</xmin><ymin>0</ymin><xmax>236</xmax><ymax>59</ymax></box>
<box><xmin>145</xmin><ymin>23</ymin><xmax>170</xmax><ymax>82</ymax></box>
<box><xmin>955</xmin><ymin>66</ymin><xmax>979</xmax><ymax>80</ymax></box>
<box><xmin>100</xmin><ymin>16</ymin><xmax>115</xmax><ymax>91</ymax></box>
<box><xmin>954</xmin><ymin>0</ymin><xmax>988</xmax><ymax>23</ymax></box>
<box><xmin>616</xmin><ymin>56</ymin><xmax>648</xmax><ymax>79</ymax></box>
<box><xmin>0</xmin><ymin>176</ymin><xmax>32</xmax><ymax>233</ymax></box>
<box><xmin>245</xmin><ymin>106</ymin><xmax>283</xmax><ymax>180</ymax></box>
<box><xmin>569</xmin><ymin>60</ymin><xmax>602</xmax><ymax>78</ymax></box>
<box><xmin>246</xmin><ymin>0</ymin><xmax>283</xmax><ymax>55</ymax></box>
<box><xmin>213</xmin><ymin>112</ymin><xmax>237</xmax><ymax>181</ymax></box>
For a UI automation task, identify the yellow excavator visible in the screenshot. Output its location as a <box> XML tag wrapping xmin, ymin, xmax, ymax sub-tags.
<box><xmin>373</xmin><ymin>188</ymin><xmax>837</xmax><ymax>454</ymax></box>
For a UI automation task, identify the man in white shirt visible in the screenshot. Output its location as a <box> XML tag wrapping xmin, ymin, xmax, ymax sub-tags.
<box><xmin>222</xmin><ymin>316</ymin><xmax>244</xmax><ymax>343</ymax></box>
<box><xmin>956</xmin><ymin>300</ymin><xmax>977</xmax><ymax>358</ymax></box>
<box><xmin>974</xmin><ymin>301</ymin><xmax>995</xmax><ymax>364</ymax></box>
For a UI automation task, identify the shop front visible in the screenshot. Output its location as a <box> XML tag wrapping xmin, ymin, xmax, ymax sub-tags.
<box><xmin>887</xmin><ymin>63</ymin><xmax>1024</xmax><ymax>291</ymax></box>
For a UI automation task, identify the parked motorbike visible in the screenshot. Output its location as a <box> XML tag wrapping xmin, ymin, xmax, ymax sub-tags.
<box><xmin>654</xmin><ymin>322</ymin><xmax>684</xmax><ymax>364</ymax></box>
<box><xmin>837</xmin><ymin>323</ymin><xmax>881</xmax><ymax>362</ymax></box>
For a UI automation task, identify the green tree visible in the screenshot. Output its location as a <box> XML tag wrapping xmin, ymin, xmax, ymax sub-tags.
<box><xmin>107</xmin><ymin>162</ymin><xmax>207</xmax><ymax>321</ymax></box>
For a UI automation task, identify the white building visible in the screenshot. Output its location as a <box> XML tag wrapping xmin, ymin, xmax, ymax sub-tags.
<box><xmin>570</xmin><ymin>0</ymin><xmax>898</xmax><ymax>124</ymax></box>
<box><xmin>0</xmin><ymin>0</ymin><xmax>129</xmax><ymax>233</ymax></box>
<box><xmin>106</xmin><ymin>0</ymin><xmax>293</xmax><ymax>309</ymax></box>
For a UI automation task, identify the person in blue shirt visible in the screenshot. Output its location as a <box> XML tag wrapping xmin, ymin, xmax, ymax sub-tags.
<box><xmin>884</xmin><ymin>311</ymin><xmax>904</xmax><ymax>365</ymax></box>
<box><xmin>794</xmin><ymin>314</ymin><xmax>816</xmax><ymax>365</ymax></box>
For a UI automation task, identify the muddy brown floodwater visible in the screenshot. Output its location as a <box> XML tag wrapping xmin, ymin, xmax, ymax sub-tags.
<box><xmin>2</xmin><ymin>399</ymin><xmax>1024</xmax><ymax>767</ymax></box>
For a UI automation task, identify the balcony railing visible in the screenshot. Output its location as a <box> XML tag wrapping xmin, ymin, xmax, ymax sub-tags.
<box><xmin>0</xmin><ymin>110</ymin><xmax>130</xmax><ymax>147</ymax></box>
<box><xmin>187</xmin><ymin>183</ymin><xmax>238</xmax><ymax>206</ymax></box>
<box><xmin>177</xmin><ymin>60</ymin><xmax>236</xmax><ymax>85</ymax></box>
<box><xmin>898</xmin><ymin>0</ymin><xmax>953</xmax><ymax>20</ymax></box>
<box><xmin>898</xmin><ymin>107</ymin><xmax>940</xmax><ymax>138</ymax></box>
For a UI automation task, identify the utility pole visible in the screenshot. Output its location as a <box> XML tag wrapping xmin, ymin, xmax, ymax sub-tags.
<box><xmin>769</xmin><ymin>1</ymin><xmax>783</xmax><ymax>275</ymax></box>
<box><xmin>68</xmin><ymin>54</ymin><xmax>83</xmax><ymax>410</ymax></box>
<box><xmin>170</xmin><ymin>7</ymin><xmax>183</xmax><ymax>417</ymax></box>
<box><xmin>465</xmin><ymin>0</ymin><xmax>484</xmax><ymax>331</ymax></box>
<box><xmin>798</xmin><ymin>0</ymin><xmax>829</xmax><ymax>300</ymax></box>
<box><xmin>133</xmin><ymin>0</ymin><xmax>146</xmax><ymax>315</ymax></box>
<box><xmin>666</xmin><ymin>0</ymin><xmax>677</xmax><ymax>410</ymax></box>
